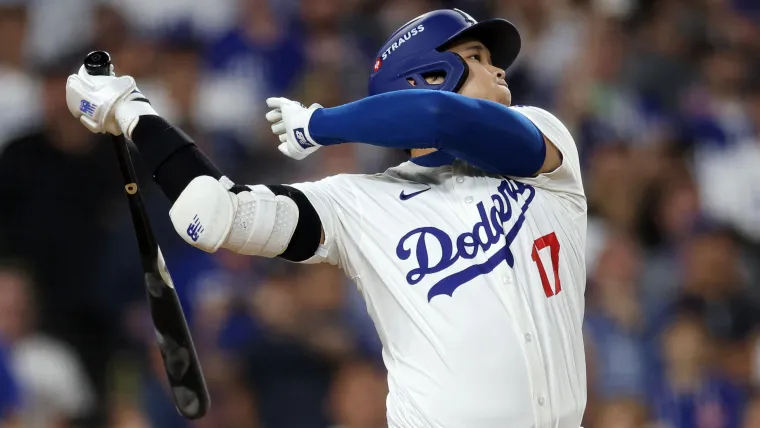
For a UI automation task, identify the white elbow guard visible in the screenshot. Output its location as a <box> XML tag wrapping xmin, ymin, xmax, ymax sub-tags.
<box><xmin>168</xmin><ymin>176</ymin><xmax>299</xmax><ymax>257</ymax></box>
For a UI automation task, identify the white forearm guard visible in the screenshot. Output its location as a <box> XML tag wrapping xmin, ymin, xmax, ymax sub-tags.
<box><xmin>168</xmin><ymin>176</ymin><xmax>299</xmax><ymax>257</ymax></box>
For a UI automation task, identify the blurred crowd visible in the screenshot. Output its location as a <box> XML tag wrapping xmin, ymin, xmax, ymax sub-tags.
<box><xmin>0</xmin><ymin>0</ymin><xmax>760</xmax><ymax>427</ymax></box>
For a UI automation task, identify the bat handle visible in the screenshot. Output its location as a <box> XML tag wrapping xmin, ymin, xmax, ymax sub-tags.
<box><xmin>84</xmin><ymin>50</ymin><xmax>113</xmax><ymax>77</ymax></box>
<box><xmin>80</xmin><ymin>50</ymin><xmax>157</xmax><ymax>267</ymax></box>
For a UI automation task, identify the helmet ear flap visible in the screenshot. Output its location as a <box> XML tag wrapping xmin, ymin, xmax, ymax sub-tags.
<box><xmin>370</xmin><ymin>50</ymin><xmax>469</xmax><ymax>95</ymax></box>
<box><xmin>448</xmin><ymin>52</ymin><xmax>469</xmax><ymax>93</ymax></box>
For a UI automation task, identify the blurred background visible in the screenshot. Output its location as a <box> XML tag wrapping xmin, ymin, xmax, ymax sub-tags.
<box><xmin>0</xmin><ymin>0</ymin><xmax>759</xmax><ymax>427</ymax></box>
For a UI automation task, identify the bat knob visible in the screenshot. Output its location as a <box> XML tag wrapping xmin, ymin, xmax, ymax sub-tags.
<box><xmin>84</xmin><ymin>50</ymin><xmax>112</xmax><ymax>76</ymax></box>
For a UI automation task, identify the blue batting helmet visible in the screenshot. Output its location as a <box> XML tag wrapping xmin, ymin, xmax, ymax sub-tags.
<box><xmin>368</xmin><ymin>9</ymin><xmax>521</xmax><ymax>96</ymax></box>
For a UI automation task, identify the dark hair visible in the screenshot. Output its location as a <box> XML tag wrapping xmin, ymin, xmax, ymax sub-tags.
<box><xmin>0</xmin><ymin>257</ymin><xmax>38</xmax><ymax>302</ymax></box>
<box><xmin>0</xmin><ymin>4</ymin><xmax>26</xmax><ymax>21</ymax></box>
<box><xmin>33</xmin><ymin>52</ymin><xmax>85</xmax><ymax>79</ymax></box>
<box><xmin>0</xmin><ymin>258</ymin><xmax>35</xmax><ymax>281</ymax></box>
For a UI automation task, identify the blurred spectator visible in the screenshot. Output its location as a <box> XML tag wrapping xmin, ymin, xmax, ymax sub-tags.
<box><xmin>584</xmin><ymin>233</ymin><xmax>654</xmax><ymax>406</ymax></box>
<box><xmin>240</xmin><ymin>262</ymin><xmax>359</xmax><ymax>428</ymax></box>
<box><xmin>0</xmin><ymin>3</ymin><xmax>41</xmax><ymax>149</ymax></box>
<box><xmin>650</xmin><ymin>310</ymin><xmax>747</xmax><ymax>428</ymax></box>
<box><xmin>23</xmin><ymin>0</ymin><xmax>95</xmax><ymax>66</ymax></box>
<box><xmin>693</xmin><ymin>80</ymin><xmax>760</xmax><ymax>243</ymax></box>
<box><xmin>493</xmin><ymin>0</ymin><xmax>587</xmax><ymax>107</ymax></box>
<box><xmin>0</xmin><ymin>260</ymin><xmax>95</xmax><ymax>428</ymax></box>
<box><xmin>328</xmin><ymin>359</ymin><xmax>388</xmax><ymax>428</ymax></box>
<box><xmin>105</xmin><ymin>0</ymin><xmax>237</xmax><ymax>41</ymax></box>
<box><xmin>638</xmin><ymin>165</ymin><xmax>702</xmax><ymax>305</ymax></box>
<box><xmin>668</xmin><ymin>229</ymin><xmax>760</xmax><ymax>389</ymax></box>
<box><xmin>189</xmin><ymin>251</ymin><xmax>262</xmax><ymax>353</ymax></box>
<box><xmin>90</xmin><ymin>4</ymin><xmax>137</xmax><ymax>63</ymax></box>
<box><xmin>625</xmin><ymin>0</ymin><xmax>705</xmax><ymax>113</ymax></box>
<box><xmin>558</xmin><ymin>16</ymin><xmax>650</xmax><ymax>152</ymax></box>
<box><xmin>590</xmin><ymin>397</ymin><xmax>650</xmax><ymax>428</ymax></box>
<box><xmin>742</xmin><ymin>391</ymin><xmax>760</xmax><ymax>428</ymax></box>
<box><xmin>0</xmin><ymin>336</ymin><xmax>21</xmax><ymax>427</ymax></box>
<box><xmin>0</xmin><ymin>60</ymin><xmax>126</xmax><ymax>426</ymax></box>
<box><xmin>200</xmin><ymin>0</ymin><xmax>305</xmax><ymax>139</ymax></box>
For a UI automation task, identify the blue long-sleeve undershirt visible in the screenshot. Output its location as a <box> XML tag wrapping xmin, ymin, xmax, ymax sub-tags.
<box><xmin>308</xmin><ymin>89</ymin><xmax>546</xmax><ymax>177</ymax></box>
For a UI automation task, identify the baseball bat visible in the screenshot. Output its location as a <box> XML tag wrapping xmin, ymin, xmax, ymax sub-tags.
<box><xmin>83</xmin><ymin>50</ymin><xmax>210</xmax><ymax>420</ymax></box>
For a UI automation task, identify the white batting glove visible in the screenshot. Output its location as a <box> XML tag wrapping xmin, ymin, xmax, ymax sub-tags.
<box><xmin>265</xmin><ymin>97</ymin><xmax>323</xmax><ymax>160</ymax></box>
<box><xmin>66</xmin><ymin>65</ymin><xmax>158</xmax><ymax>139</ymax></box>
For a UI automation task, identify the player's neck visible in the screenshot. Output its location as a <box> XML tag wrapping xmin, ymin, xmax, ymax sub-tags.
<box><xmin>410</xmin><ymin>148</ymin><xmax>437</xmax><ymax>158</ymax></box>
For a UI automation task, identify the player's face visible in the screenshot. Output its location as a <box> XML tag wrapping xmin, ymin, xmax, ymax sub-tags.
<box><xmin>448</xmin><ymin>40</ymin><xmax>511</xmax><ymax>106</ymax></box>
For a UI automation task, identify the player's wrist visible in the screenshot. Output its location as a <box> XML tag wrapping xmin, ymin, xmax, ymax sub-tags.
<box><xmin>114</xmin><ymin>95</ymin><xmax>158</xmax><ymax>140</ymax></box>
<box><xmin>292</xmin><ymin>103</ymin><xmax>322</xmax><ymax>147</ymax></box>
<box><xmin>306</xmin><ymin>108</ymin><xmax>330</xmax><ymax>146</ymax></box>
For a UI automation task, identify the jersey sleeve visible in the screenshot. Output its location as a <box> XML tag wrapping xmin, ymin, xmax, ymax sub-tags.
<box><xmin>287</xmin><ymin>175</ymin><xmax>364</xmax><ymax>278</ymax></box>
<box><xmin>508</xmin><ymin>106</ymin><xmax>586</xmax><ymax>213</ymax></box>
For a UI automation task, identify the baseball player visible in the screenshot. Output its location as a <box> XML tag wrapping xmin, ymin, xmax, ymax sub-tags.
<box><xmin>65</xmin><ymin>9</ymin><xmax>587</xmax><ymax>428</ymax></box>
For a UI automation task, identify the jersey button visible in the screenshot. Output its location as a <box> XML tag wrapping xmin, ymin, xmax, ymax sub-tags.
<box><xmin>525</xmin><ymin>333</ymin><xmax>532</xmax><ymax>343</ymax></box>
<box><xmin>502</xmin><ymin>276</ymin><xmax>511</xmax><ymax>284</ymax></box>
<box><xmin>464</xmin><ymin>196</ymin><xmax>473</xmax><ymax>203</ymax></box>
<box><xmin>456</xmin><ymin>177</ymin><xmax>464</xmax><ymax>183</ymax></box>
<box><xmin>537</xmin><ymin>396</ymin><xmax>545</xmax><ymax>406</ymax></box>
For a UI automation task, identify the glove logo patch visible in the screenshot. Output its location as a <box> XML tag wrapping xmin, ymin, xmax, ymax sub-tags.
<box><xmin>294</xmin><ymin>128</ymin><xmax>313</xmax><ymax>149</ymax></box>
<box><xmin>79</xmin><ymin>100</ymin><xmax>97</xmax><ymax>117</ymax></box>
<box><xmin>187</xmin><ymin>215</ymin><xmax>205</xmax><ymax>242</ymax></box>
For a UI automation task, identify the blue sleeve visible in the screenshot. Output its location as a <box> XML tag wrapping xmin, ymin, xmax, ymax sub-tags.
<box><xmin>0</xmin><ymin>344</ymin><xmax>20</xmax><ymax>420</ymax></box>
<box><xmin>308</xmin><ymin>90</ymin><xmax>546</xmax><ymax>177</ymax></box>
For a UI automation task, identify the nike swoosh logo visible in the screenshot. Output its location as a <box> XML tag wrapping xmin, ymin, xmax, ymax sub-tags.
<box><xmin>400</xmin><ymin>187</ymin><xmax>431</xmax><ymax>200</ymax></box>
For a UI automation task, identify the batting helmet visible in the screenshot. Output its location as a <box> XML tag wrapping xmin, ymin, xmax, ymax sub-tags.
<box><xmin>368</xmin><ymin>9</ymin><xmax>521</xmax><ymax>96</ymax></box>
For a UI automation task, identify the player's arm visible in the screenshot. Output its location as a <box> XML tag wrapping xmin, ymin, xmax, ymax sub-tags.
<box><xmin>282</xmin><ymin>90</ymin><xmax>560</xmax><ymax>177</ymax></box>
<box><xmin>128</xmin><ymin>116</ymin><xmax>325</xmax><ymax>262</ymax></box>
<box><xmin>64</xmin><ymin>67</ymin><xmax>325</xmax><ymax>262</ymax></box>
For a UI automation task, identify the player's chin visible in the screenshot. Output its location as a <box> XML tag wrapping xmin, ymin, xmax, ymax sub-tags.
<box><xmin>495</xmin><ymin>86</ymin><xmax>512</xmax><ymax>106</ymax></box>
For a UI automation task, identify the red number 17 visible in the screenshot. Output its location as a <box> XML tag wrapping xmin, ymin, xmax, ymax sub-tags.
<box><xmin>531</xmin><ymin>232</ymin><xmax>561</xmax><ymax>298</ymax></box>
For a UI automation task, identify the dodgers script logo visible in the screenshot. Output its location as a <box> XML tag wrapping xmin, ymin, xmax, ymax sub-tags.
<box><xmin>396</xmin><ymin>179</ymin><xmax>535</xmax><ymax>301</ymax></box>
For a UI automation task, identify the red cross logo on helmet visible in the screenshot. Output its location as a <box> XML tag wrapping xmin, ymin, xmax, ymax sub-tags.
<box><xmin>374</xmin><ymin>58</ymin><xmax>383</xmax><ymax>72</ymax></box>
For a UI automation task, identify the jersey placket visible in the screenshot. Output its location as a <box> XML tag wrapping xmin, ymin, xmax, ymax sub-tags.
<box><xmin>454</xmin><ymin>165</ymin><xmax>554</xmax><ymax>427</ymax></box>
<box><xmin>505</xmin><ymin>266</ymin><xmax>553</xmax><ymax>427</ymax></box>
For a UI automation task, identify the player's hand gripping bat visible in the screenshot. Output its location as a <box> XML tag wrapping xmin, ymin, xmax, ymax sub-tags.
<box><xmin>83</xmin><ymin>50</ymin><xmax>210</xmax><ymax>420</ymax></box>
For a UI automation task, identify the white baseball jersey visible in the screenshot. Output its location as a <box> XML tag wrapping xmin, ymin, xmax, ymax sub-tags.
<box><xmin>290</xmin><ymin>106</ymin><xmax>587</xmax><ymax>428</ymax></box>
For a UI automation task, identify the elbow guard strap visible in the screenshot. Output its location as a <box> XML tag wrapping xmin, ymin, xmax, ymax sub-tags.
<box><xmin>169</xmin><ymin>176</ymin><xmax>299</xmax><ymax>257</ymax></box>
